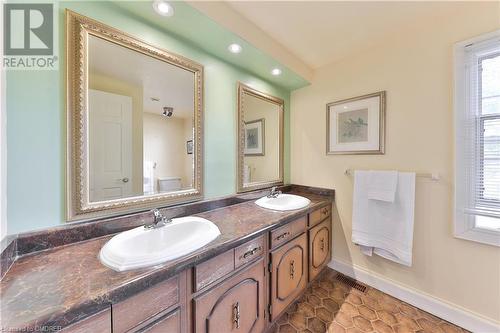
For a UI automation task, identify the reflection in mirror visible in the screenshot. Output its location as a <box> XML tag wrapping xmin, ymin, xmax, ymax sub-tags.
<box><xmin>243</xmin><ymin>95</ymin><xmax>280</xmax><ymax>185</ymax></box>
<box><xmin>66</xmin><ymin>11</ymin><xmax>203</xmax><ymax>220</ymax></box>
<box><xmin>238</xmin><ymin>83</ymin><xmax>284</xmax><ymax>192</ymax></box>
<box><xmin>88</xmin><ymin>35</ymin><xmax>194</xmax><ymax>202</ymax></box>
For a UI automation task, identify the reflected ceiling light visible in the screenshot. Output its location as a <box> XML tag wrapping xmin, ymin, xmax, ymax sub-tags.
<box><xmin>271</xmin><ymin>68</ymin><xmax>282</xmax><ymax>76</ymax></box>
<box><xmin>153</xmin><ymin>0</ymin><xmax>174</xmax><ymax>17</ymax></box>
<box><xmin>228</xmin><ymin>43</ymin><xmax>242</xmax><ymax>54</ymax></box>
<box><xmin>163</xmin><ymin>107</ymin><xmax>174</xmax><ymax>117</ymax></box>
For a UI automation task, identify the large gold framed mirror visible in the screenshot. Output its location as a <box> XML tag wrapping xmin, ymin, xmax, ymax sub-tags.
<box><xmin>237</xmin><ymin>83</ymin><xmax>284</xmax><ymax>193</ymax></box>
<box><xmin>66</xmin><ymin>10</ymin><xmax>203</xmax><ymax>221</ymax></box>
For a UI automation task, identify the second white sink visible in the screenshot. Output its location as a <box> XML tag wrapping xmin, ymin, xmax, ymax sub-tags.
<box><xmin>99</xmin><ymin>216</ymin><xmax>221</xmax><ymax>271</ymax></box>
<box><xmin>255</xmin><ymin>193</ymin><xmax>311</xmax><ymax>211</ymax></box>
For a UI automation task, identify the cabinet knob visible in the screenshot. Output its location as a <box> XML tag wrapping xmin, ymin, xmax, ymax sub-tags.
<box><xmin>289</xmin><ymin>260</ymin><xmax>295</xmax><ymax>279</ymax></box>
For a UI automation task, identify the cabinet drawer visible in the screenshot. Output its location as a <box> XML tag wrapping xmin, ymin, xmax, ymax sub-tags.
<box><xmin>138</xmin><ymin>309</ymin><xmax>180</xmax><ymax>333</ymax></box>
<box><xmin>113</xmin><ymin>276</ymin><xmax>179</xmax><ymax>333</ymax></box>
<box><xmin>234</xmin><ymin>235</ymin><xmax>264</xmax><ymax>269</ymax></box>
<box><xmin>309</xmin><ymin>218</ymin><xmax>331</xmax><ymax>281</ymax></box>
<box><xmin>61</xmin><ymin>308</ymin><xmax>111</xmax><ymax>333</ymax></box>
<box><xmin>193</xmin><ymin>259</ymin><xmax>265</xmax><ymax>333</ymax></box>
<box><xmin>270</xmin><ymin>216</ymin><xmax>306</xmax><ymax>250</ymax></box>
<box><xmin>194</xmin><ymin>249</ymin><xmax>235</xmax><ymax>292</ymax></box>
<box><xmin>309</xmin><ymin>205</ymin><xmax>331</xmax><ymax>227</ymax></box>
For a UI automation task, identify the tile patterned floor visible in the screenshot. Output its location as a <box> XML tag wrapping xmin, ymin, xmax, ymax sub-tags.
<box><xmin>270</xmin><ymin>268</ymin><xmax>468</xmax><ymax>333</ymax></box>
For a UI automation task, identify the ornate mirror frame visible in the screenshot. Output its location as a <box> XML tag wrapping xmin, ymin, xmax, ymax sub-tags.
<box><xmin>66</xmin><ymin>10</ymin><xmax>204</xmax><ymax>221</ymax></box>
<box><xmin>237</xmin><ymin>82</ymin><xmax>284</xmax><ymax>193</ymax></box>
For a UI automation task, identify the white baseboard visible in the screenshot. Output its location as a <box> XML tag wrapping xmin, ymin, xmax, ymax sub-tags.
<box><xmin>329</xmin><ymin>259</ymin><xmax>500</xmax><ymax>333</ymax></box>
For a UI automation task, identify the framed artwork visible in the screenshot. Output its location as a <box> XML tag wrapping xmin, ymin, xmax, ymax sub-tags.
<box><xmin>327</xmin><ymin>91</ymin><xmax>385</xmax><ymax>155</ymax></box>
<box><xmin>186</xmin><ymin>140</ymin><xmax>193</xmax><ymax>154</ymax></box>
<box><xmin>244</xmin><ymin>118</ymin><xmax>265</xmax><ymax>156</ymax></box>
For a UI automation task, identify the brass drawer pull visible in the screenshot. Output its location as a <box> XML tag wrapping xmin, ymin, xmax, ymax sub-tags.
<box><xmin>320</xmin><ymin>238</ymin><xmax>325</xmax><ymax>251</ymax></box>
<box><xmin>233</xmin><ymin>302</ymin><xmax>240</xmax><ymax>329</ymax></box>
<box><xmin>241</xmin><ymin>246</ymin><xmax>262</xmax><ymax>259</ymax></box>
<box><xmin>321</xmin><ymin>207</ymin><xmax>329</xmax><ymax>215</ymax></box>
<box><xmin>275</xmin><ymin>231</ymin><xmax>290</xmax><ymax>241</ymax></box>
<box><xmin>289</xmin><ymin>260</ymin><xmax>295</xmax><ymax>279</ymax></box>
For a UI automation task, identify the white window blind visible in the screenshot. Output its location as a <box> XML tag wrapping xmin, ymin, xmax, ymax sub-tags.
<box><xmin>455</xmin><ymin>31</ymin><xmax>500</xmax><ymax>246</ymax></box>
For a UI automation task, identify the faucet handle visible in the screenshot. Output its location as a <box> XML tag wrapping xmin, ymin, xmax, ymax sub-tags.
<box><xmin>267</xmin><ymin>186</ymin><xmax>281</xmax><ymax>198</ymax></box>
<box><xmin>151</xmin><ymin>208</ymin><xmax>162</xmax><ymax>220</ymax></box>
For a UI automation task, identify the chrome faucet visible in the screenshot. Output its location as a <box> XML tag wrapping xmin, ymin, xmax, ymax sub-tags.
<box><xmin>267</xmin><ymin>186</ymin><xmax>282</xmax><ymax>198</ymax></box>
<box><xmin>145</xmin><ymin>208</ymin><xmax>172</xmax><ymax>229</ymax></box>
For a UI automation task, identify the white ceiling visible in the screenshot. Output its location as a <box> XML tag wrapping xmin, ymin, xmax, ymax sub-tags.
<box><xmin>89</xmin><ymin>35</ymin><xmax>194</xmax><ymax>118</ymax></box>
<box><xmin>226</xmin><ymin>1</ymin><xmax>471</xmax><ymax>69</ymax></box>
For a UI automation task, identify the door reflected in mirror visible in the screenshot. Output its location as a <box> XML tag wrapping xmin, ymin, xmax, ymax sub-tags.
<box><xmin>88</xmin><ymin>35</ymin><xmax>195</xmax><ymax>202</ymax></box>
<box><xmin>238</xmin><ymin>83</ymin><xmax>284</xmax><ymax>192</ymax></box>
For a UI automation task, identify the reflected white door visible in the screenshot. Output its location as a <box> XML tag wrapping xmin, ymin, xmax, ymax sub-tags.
<box><xmin>89</xmin><ymin>89</ymin><xmax>133</xmax><ymax>201</ymax></box>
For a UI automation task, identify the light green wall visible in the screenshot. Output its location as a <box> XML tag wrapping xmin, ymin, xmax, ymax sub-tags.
<box><xmin>6</xmin><ymin>1</ymin><xmax>291</xmax><ymax>234</ymax></box>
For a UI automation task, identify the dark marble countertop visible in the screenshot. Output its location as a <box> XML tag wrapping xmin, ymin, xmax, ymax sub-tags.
<box><xmin>0</xmin><ymin>191</ymin><xmax>332</xmax><ymax>330</ymax></box>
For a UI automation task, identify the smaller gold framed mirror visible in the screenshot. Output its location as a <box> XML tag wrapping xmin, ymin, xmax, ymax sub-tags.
<box><xmin>237</xmin><ymin>83</ymin><xmax>284</xmax><ymax>193</ymax></box>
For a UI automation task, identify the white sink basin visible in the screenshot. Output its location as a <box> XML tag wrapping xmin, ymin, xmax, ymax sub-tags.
<box><xmin>255</xmin><ymin>194</ymin><xmax>311</xmax><ymax>211</ymax></box>
<box><xmin>99</xmin><ymin>216</ymin><xmax>221</xmax><ymax>271</ymax></box>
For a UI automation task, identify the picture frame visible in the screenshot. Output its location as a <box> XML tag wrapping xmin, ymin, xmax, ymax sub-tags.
<box><xmin>326</xmin><ymin>91</ymin><xmax>385</xmax><ymax>155</ymax></box>
<box><xmin>244</xmin><ymin>118</ymin><xmax>265</xmax><ymax>156</ymax></box>
<box><xmin>186</xmin><ymin>140</ymin><xmax>193</xmax><ymax>155</ymax></box>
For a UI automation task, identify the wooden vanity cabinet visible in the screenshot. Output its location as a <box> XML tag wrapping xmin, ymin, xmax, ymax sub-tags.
<box><xmin>309</xmin><ymin>218</ymin><xmax>331</xmax><ymax>281</ymax></box>
<box><xmin>193</xmin><ymin>259</ymin><xmax>266</xmax><ymax>333</ymax></box>
<box><xmin>60</xmin><ymin>203</ymin><xmax>334</xmax><ymax>333</ymax></box>
<box><xmin>269</xmin><ymin>233</ymin><xmax>308</xmax><ymax>321</ymax></box>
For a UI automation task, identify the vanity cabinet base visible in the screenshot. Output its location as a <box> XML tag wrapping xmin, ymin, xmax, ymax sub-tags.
<box><xmin>58</xmin><ymin>204</ymin><xmax>332</xmax><ymax>333</ymax></box>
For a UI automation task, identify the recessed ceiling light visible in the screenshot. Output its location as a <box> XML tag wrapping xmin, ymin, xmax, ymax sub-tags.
<box><xmin>153</xmin><ymin>0</ymin><xmax>174</xmax><ymax>17</ymax></box>
<box><xmin>228</xmin><ymin>43</ymin><xmax>242</xmax><ymax>54</ymax></box>
<box><xmin>271</xmin><ymin>68</ymin><xmax>282</xmax><ymax>76</ymax></box>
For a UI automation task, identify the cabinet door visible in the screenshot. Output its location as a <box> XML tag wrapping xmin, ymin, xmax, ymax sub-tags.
<box><xmin>270</xmin><ymin>233</ymin><xmax>307</xmax><ymax>321</ymax></box>
<box><xmin>194</xmin><ymin>259</ymin><xmax>265</xmax><ymax>333</ymax></box>
<box><xmin>309</xmin><ymin>219</ymin><xmax>331</xmax><ymax>281</ymax></box>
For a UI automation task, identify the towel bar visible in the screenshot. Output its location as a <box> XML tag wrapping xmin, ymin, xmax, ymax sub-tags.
<box><xmin>344</xmin><ymin>168</ymin><xmax>440</xmax><ymax>181</ymax></box>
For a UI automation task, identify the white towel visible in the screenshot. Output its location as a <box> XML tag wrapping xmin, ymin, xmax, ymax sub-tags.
<box><xmin>243</xmin><ymin>164</ymin><xmax>251</xmax><ymax>184</ymax></box>
<box><xmin>352</xmin><ymin>170</ymin><xmax>416</xmax><ymax>266</ymax></box>
<box><xmin>143</xmin><ymin>161</ymin><xmax>155</xmax><ymax>194</ymax></box>
<box><xmin>367</xmin><ymin>170</ymin><xmax>398</xmax><ymax>202</ymax></box>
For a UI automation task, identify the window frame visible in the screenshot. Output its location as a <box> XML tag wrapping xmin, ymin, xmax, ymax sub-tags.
<box><xmin>478</xmin><ymin>53</ymin><xmax>500</xmax><ymax>209</ymax></box>
<box><xmin>454</xmin><ymin>30</ymin><xmax>500</xmax><ymax>247</ymax></box>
